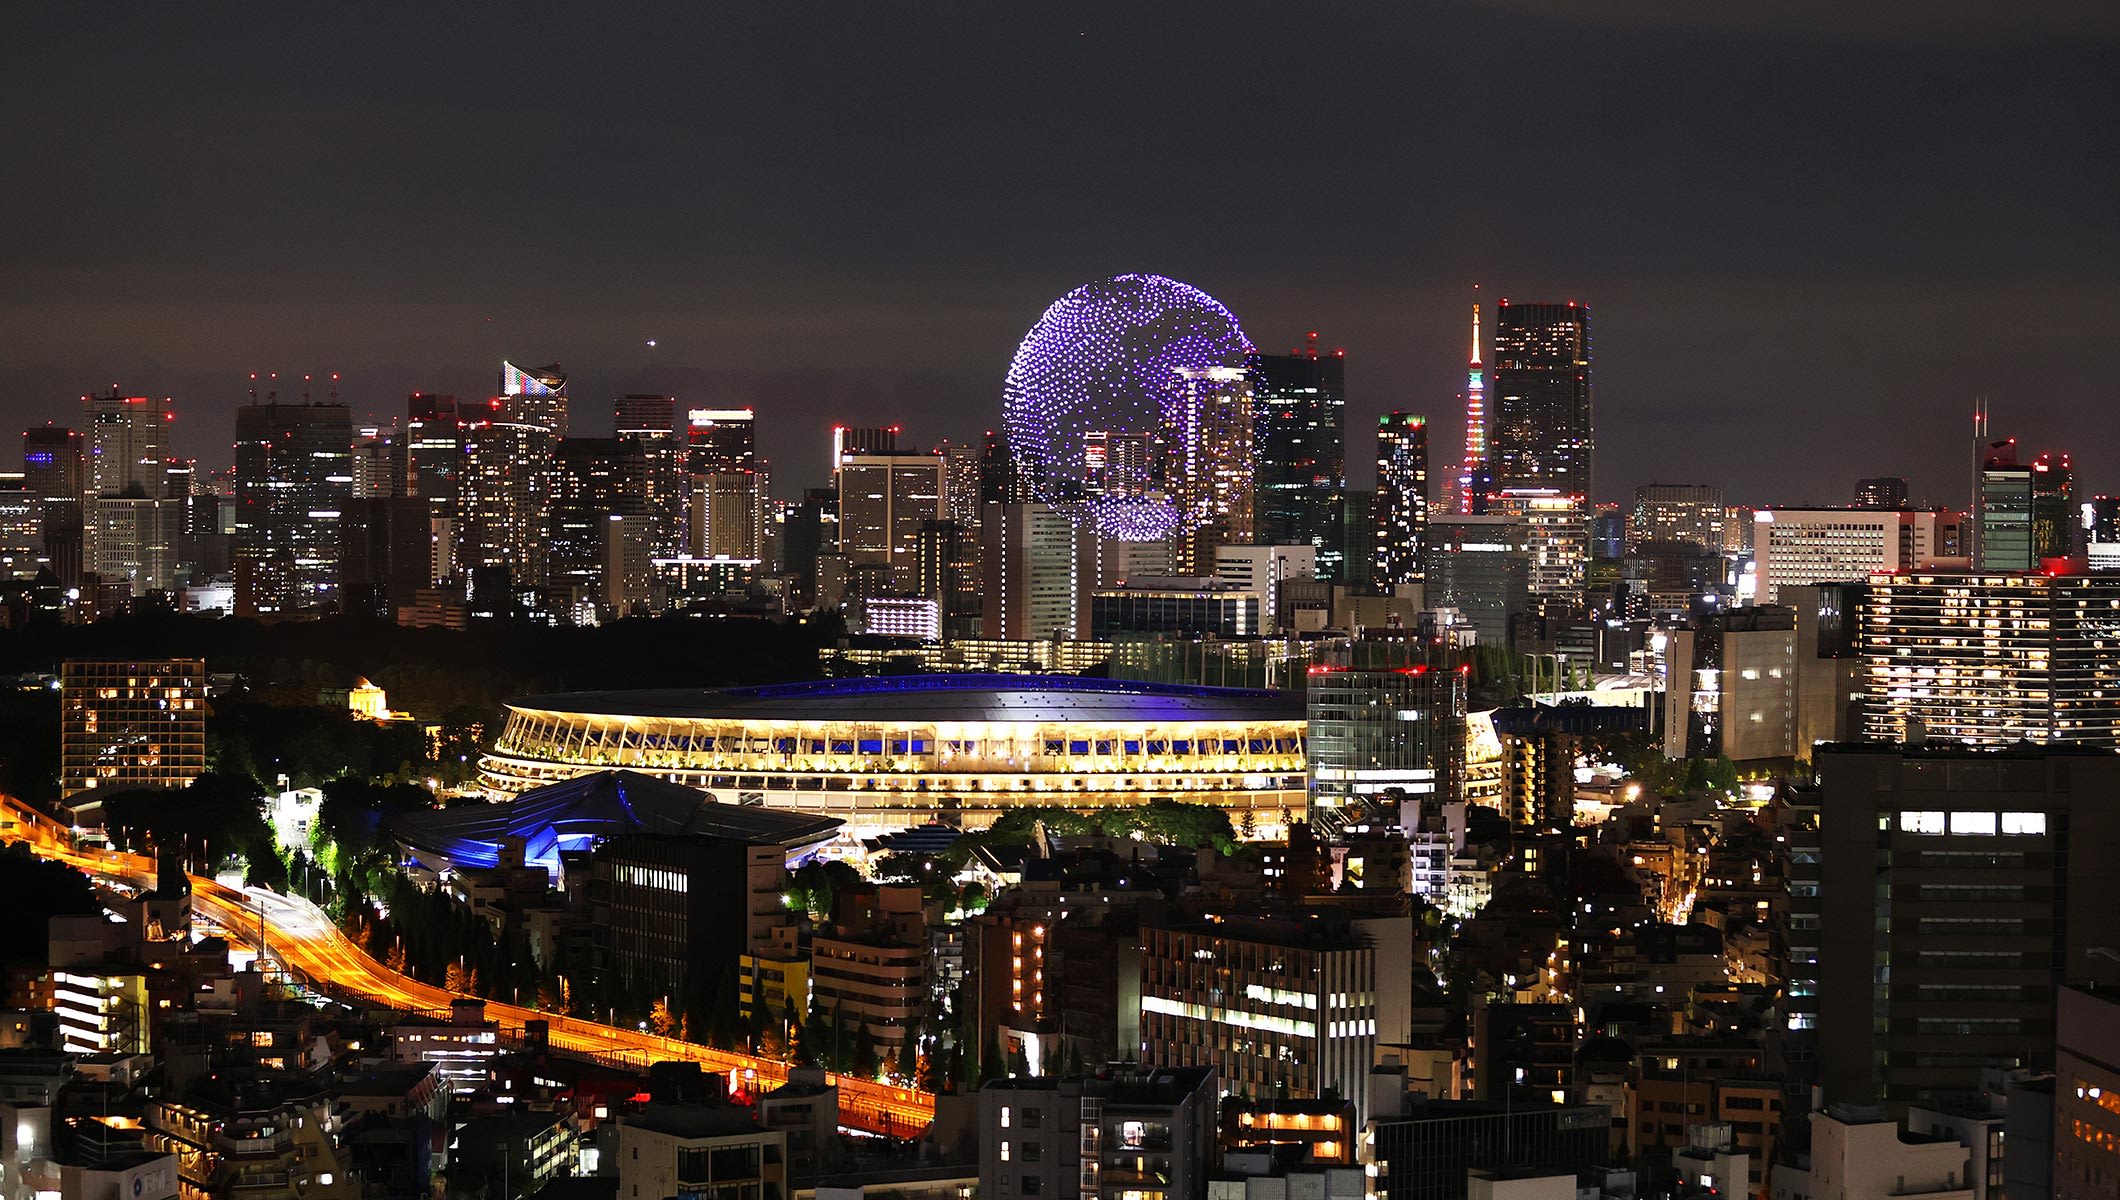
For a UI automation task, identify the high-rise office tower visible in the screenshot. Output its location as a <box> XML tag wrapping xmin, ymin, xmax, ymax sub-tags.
<box><xmin>82</xmin><ymin>392</ymin><xmax>172</xmax><ymax>498</ymax></box>
<box><xmin>916</xmin><ymin>517</ymin><xmax>980</xmax><ymax>636</ymax></box>
<box><xmin>1251</xmin><ymin>333</ymin><xmax>1348</xmax><ymax>579</ymax></box>
<box><xmin>1455</xmin><ymin>299</ymin><xmax>1492</xmax><ymax>514</ymax></box>
<box><xmin>685</xmin><ymin>407</ymin><xmax>766</xmax><ymax>563</ymax></box>
<box><xmin>1859</xmin><ymin>571</ymin><xmax>2120</xmax><ymax>747</ymax></box>
<box><xmin>614</xmin><ymin>393</ymin><xmax>677</xmax><ymax>442</ymax></box>
<box><xmin>498</xmin><ymin>360</ymin><xmax>569</xmax><ymax>437</ymax></box>
<box><xmin>1373</xmin><ymin>412</ymin><xmax>1429</xmax><ymax>586</ymax></box>
<box><xmin>1814</xmin><ymin>743</ymin><xmax>2120</xmax><ymax>1109</ymax></box>
<box><xmin>233</xmin><ymin>401</ymin><xmax>353</xmax><ymax>614</ymax></box>
<box><xmin>688</xmin><ymin>408</ymin><xmax>757</xmax><ymax>474</ymax></box>
<box><xmin>405</xmin><ymin>392</ymin><xmax>465</xmax><ymax>514</ymax></box>
<box><xmin>339</xmin><ymin>496</ymin><xmax>433</xmax><ymax>620</ymax></box>
<box><xmin>0</xmin><ymin>479</ymin><xmax>38</xmax><ymax>580</ymax></box>
<box><xmin>693</xmin><ymin>471</ymin><xmax>768</xmax><ymax>562</ymax></box>
<box><xmin>1307</xmin><ymin>662</ymin><xmax>1467</xmax><ymax>817</ymax></box>
<box><xmin>1422</xmin><ymin>515</ymin><xmax>1529</xmax><ymax>647</ymax></box>
<box><xmin>459</xmin><ymin>371</ymin><xmax>568</xmax><ymax>588</ymax></box>
<box><xmin>832</xmin><ymin>424</ymin><xmax>899</xmax><ymax>473</ymax></box>
<box><xmin>616</xmin><ymin>396</ymin><xmax>684</xmax><ymax>557</ymax></box>
<box><xmin>24</xmin><ymin>425</ymin><xmax>85</xmax><ymax>501</ymax></box>
<box><xmin>2031</xmin><ymin>452</ymin><xmax>2078</xmax><ymax>560</ymax></box>
<box><xmin>1339</xmin><ymin>490</ymin><xmax>1375</xmax><ymax>589</ymax></box>
<box><xmin>85</xmin><ymin>494</ymin><xmax>181</xmax><ymax>595</ymax></box>
<box><xmin>351</xmin><ymin>422</ymin><xmax>403</xmax><ymax>499</ymax></box>
<box><xmin>1752</xmin><ymin>507</ymin><xmax>1964</xmax><ymax>604</ymax></box>
<box><xmin>1486</xmin><ymin>488</ymin><xmax>1586</xmax><ymax>606</ymax></box>
<box><xmin>1168</xmin><ymin>366</ymin><xmax>1256</xmax><ymax>574</ymax></box>
<box><xmin>836</xmin><ymin>451</ymin><xmax>945</xmax><ymax>593</ymax></box>
<box><xmin>934</xmin><ymin>439</ymin><xmax>985</xmax><ymax>528</ymax></box>
<box><xmin>980</xmin><ymin>501</ymin><xmax>1087</xmax><ymax>640</ymax></box>
<box><xmin>1976</xmin><ymin>439</ymin><xmax>2036</xmax><ymax>570</ymax></box>
<box><xmin>979</xmin><ymin>428</ymin><xmax>1035</xmax><ymax>505</ymax></box>
<box><xmin>549</xmin><ymin>437</ymin><xmax>650</xmax><ymax>607</ymax></box>
<box><xmin>1489</xmin><ymin>300</ymin><xmax>1593</xmax><ymax>500</ymax></box>
<box><xmin>1855</xmin><ymin>476</ymin><xmax>1909</xmax><ymax>509</ymax></box>
<box><xmin>1628</xmin><ymin>484</ymin><xmax>1726</xmax><ymax>553</ymax></box>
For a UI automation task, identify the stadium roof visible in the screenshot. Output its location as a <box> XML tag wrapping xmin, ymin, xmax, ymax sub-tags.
<box><xmin>390</xmin><ymin>769</ymin><xmax>841</xmax><ymax>873</ymax></box>
<box><xmin>507</xmin><ymin>673</ymin><xmax>1301</xmax><ymax>724</ymax></box>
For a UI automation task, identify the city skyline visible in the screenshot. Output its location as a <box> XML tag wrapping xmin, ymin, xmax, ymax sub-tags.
<box><xmin>5</xmin><ymin>5</ymin><xmax>2115</xmax><ymax>505</ymax></box>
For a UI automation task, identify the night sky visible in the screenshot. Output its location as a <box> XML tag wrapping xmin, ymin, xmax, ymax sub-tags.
<box><xmin>6</xmin><ymin>3</ymin><xmax>2116</xmax><ymax>504</ymax></box>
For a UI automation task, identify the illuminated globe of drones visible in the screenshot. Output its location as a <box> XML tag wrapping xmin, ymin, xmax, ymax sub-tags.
<box><xmin>1001</xmin><ymin>273</ymin><xmax>1255</xmax><ymax>541</ymax></box>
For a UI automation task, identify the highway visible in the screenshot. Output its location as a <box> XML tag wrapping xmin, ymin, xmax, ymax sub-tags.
<box><xmin>0</xmin><ymin>797</ymin><xmax>935</xmax><ymax>1137</ymax></box>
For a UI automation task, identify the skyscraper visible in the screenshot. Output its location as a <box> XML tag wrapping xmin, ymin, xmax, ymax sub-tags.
<box><xmin>685</xmin><ymin>408</ymin><xmax>766</xmax><ymax>563</ymax></box>
<box><xmin>832</xmin><ymin>424</ymin><xmax>898</xmax><ymax>473</ymax></box>
<box><xmin>498</xmin><ymin>360</ymin><xmax>569</xmax><ymax>437</ymax></box>
<box><xmin>614</xmin><ymin>393</ymin><xmax>676</xmax><ymax>441</ymax></box>
<box><xmin>1172</xmin><ymin>366</ymin><xmax>1256</xmax><ymax>574</ymax></box>
<box><xmin>1455</xmin><ymin>299</ymin><xmax>1492</xmax><ymax>514</ymax></box>
<box><xmin>616</xmin><ymin>396</ymin><xmax>684</xmax><ymax>557</ymax></box>
<box><xmin>1489</xmin><ymin>300</ymin><xmax>1593</xmax><ymax>500</ymax></box>
<box><xmin>979</xmin><ymin>428</ymin><xmax>1035</xmax><ymax>505</ymax></box>
<box><xmin>980</xmin><ymin>501</ymin><xmax>1087</xmax><ymax>640</ymax></box>
<box><xmin>24</xmin><ymin>425</ymin><xmax>85</xmax><ymax>502</ymax></box>
<box><xmin>82</xmin><ymin>391</ymin><xmax>172</xmax><ymax>498</ymax></box>
<box><xmin>233</xmin><ymin>401</ymin><xmax>353</xmax><ymax>614</ymax></box>
<box><xmin>1250</xmin><ymin>334</ymin><xmax>1347</xmax><ymax>579</ymax></box>
<box><xmin>837</xmin><ymin>451</ymin><xmax>946</xmax><ymax>593</ymax></box>
<box><xmin>1976</xmin><ymin>439</ymin><xmax>2036</xmax><ymax>570</ymax></box>
<box><xmin>1628</xmin><ymin>484</ymin><xmax>1726</xmax><ymax>553</ymax></box>
<box><xmin>405</xmin><ymin>393</ymin><xmax>464</xmax><ymax>507</ymax></box>
<box><xmin>351</xmin><ymin>422</ymin><xmax>404</xmax><ymax>499</ymax></box>
<box><xmin>1373</xmin><ymin>412</ymin><xmax>1429</xmax><ymax>587</ymax></box>
<box><xmin>689</xmin><ymin>408</ymin><xmax>757</xmax><ymax>474</ymax></box>
<box><xmin>1485</xmin><ymin>489</ymin><xmax>1587</xmax><ymax>607</ymax></box>
<box><xmin>548</xmin><ymin>437</ymin><xmax>650</xmax><ymax>609</ymax></box>
<box><xmin>460</xmin><ymin>368</ymin><xmax>568</xmax><ymax>588</ymax></box>
<box><xmin>1855</xmin><ymin>476</ymin><xmax>1909</xmax><ymax>509</ymax></box>
<box><xmin>1422</xmin><ymin>514</ymin><xmax>1529</xmax><ymax>648</ymax></box>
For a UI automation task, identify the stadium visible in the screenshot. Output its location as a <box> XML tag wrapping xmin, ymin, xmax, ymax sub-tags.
<box><xmin>477</xmin><ymin>674</ymin><xmax>1307</xmax><ymax>838</ymax></box>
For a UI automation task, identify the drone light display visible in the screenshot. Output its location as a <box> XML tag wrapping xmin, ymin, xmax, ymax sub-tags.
<box><xmin>1001</xmin><ymin>273</ymin><xmax>1256</xmax><ymax>542</ymax></box>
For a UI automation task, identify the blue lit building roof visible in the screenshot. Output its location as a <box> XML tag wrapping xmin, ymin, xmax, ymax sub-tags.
<box><xmin>507</xmin><ymin>673</ymin><xmax>1300</xmax><ymax>724</ymax></box>
<box><xmin>390</xmin><ymin>769</ymin><xmax>842</xmax><ymax>874</ymax></box>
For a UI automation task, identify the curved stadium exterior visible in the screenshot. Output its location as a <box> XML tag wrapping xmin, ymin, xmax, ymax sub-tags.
<box><xmin>478</xmin><ymin>674</ymin><xmax>1306</xmax><ymax>836</ymax></box>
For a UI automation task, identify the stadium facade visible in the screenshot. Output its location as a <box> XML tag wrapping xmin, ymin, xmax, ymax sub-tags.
<box><xmin>478</xmin><ymin>674</ymin><xmax>1307</xmax><ymax>837</ymax></box>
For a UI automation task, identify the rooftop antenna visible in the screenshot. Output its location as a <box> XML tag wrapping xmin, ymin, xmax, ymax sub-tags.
<box><xmin>1969</xmin><ymin>397</ymin><xmax>1989</xmax><ymax>564</ymax></box>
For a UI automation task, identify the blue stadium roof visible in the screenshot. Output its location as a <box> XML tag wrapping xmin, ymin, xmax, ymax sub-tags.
<box><xmin>507</xmin><ymin>674</ymin><xmax>1302</xmax><ymax>724</ymax></box>
<box><xmin>390</xmin><ymin>769</ymin><xmax>842</xmax><ymax>873</ymax></box>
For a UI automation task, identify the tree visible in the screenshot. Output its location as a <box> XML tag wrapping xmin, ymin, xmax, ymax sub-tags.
<box><xmin>981</xmin><ymin>1026</ymin><xmax>1007</xmax><ymax>1084</ymax></box>
<box><xmin>898</xmin><ymin>1030</ymin><xmax>924</xmax><ymax>1085</ymax></box>
<box><xmin>707</xmin><ymin>971</ymin><xmax>742</xmax><ymax>1050</ymax></box>
<box><xmin>895</xmin><ymin>1021</ymin><xmax>920</xmax><ymax>1083</ymax></box>
<box><xmin>444</xmin><ymin>960</ymin><xmax>479</xmax><ymax>996</ymax></box>
<box><xmin>798</xmin><ymin>1007</ymin><xmax>831</xmax><ymax>1069</ymax></box>
<box><xmin>648</xmin><ymin>997</ymin><xmax>679</xmax><ymax>1038</ymax></box>
<box><xmin>386</xmin><ymin>941</ymin><xmax>409</xmax><ymax>974</ymax></box>
<box><xmin>852</xmin><ymin>1022</ymin><xmax>879</xmax><ymax>1078</ymax></box>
